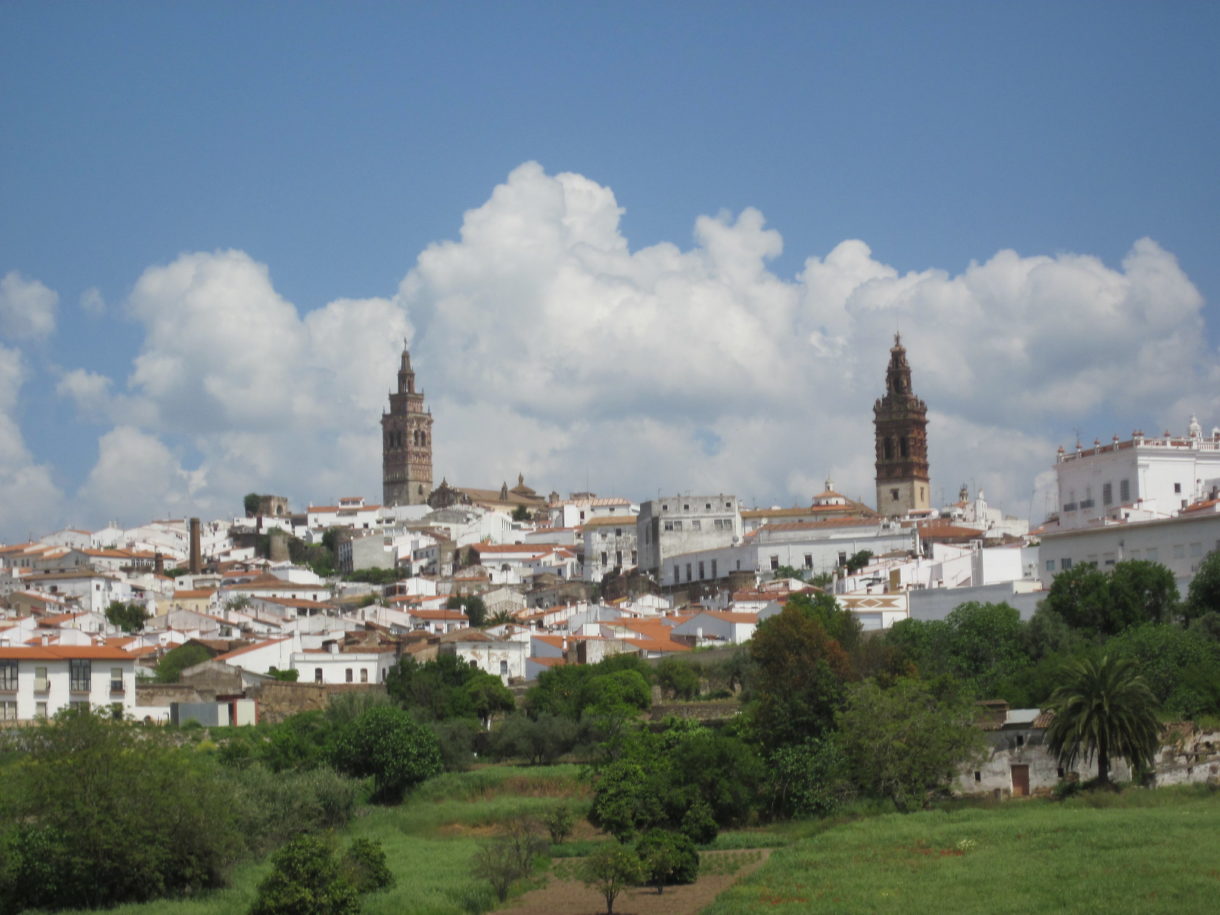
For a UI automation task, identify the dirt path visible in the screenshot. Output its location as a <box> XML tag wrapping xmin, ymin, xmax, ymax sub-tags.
<box><xmin>496</xmin><ymin>848</ymin><xmax>772</xmax><ymax>915</ymax></box>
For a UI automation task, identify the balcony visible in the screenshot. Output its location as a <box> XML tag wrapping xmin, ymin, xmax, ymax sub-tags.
<box><xmin>34</xmin><ymin>678</ymin><xmax>49</xmax><ymax>693</ymax></box>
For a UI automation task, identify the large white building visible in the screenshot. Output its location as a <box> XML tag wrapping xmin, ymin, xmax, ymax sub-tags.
<box><xmin>0</xmin><ymin>645</ymin><xmax>138</xmax><ymax>721</ymax></box>
<box><xmin>1052</xmin><ymin>418</ymin><xmax>1220</xmax><ymax>531</ymax></box>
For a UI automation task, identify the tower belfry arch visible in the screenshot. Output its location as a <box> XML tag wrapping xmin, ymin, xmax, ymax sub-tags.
<box><xmin>873</xmin><ymin>333</ymin><xmax>930</xmax><ymax>517</ymax></box>
<box><xmin>381</xmin><ymin>341</ymin><xmax>433</xmax><ymax>506</ymax></box>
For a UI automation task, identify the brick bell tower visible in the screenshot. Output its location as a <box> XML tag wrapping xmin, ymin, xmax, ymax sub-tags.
<box><xmin>381</xmin><ymin>341</ymin><xmax>433</xmax><ymax>506</ymax></box>
<box><xmin>873</xmin><ymin>333</ymin><xmax>930</xmax><ymax>517</ymax></box>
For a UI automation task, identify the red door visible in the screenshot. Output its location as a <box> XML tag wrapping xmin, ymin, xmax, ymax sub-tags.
<box><xmin>1011</xmin><ymin>764</ymin><xmax>1030</xmax><ymax>797</ymax></box>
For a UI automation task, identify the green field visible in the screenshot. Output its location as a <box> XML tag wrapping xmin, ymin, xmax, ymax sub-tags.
<box><xmin>76</xmin><ymin>775</ymin><xmax>1220</xmax><ymax>915</ymax></box>
<box><xmin>706</xmin><ymin>787</ymin><xmax>1220</xmax><ymax>915</ymax></box>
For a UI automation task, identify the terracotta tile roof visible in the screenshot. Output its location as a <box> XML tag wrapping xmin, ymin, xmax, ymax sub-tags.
<box><xmin>0</xmin><ymin>645</ymin><xmax>138</xmax><ymax>661</ymax></box>
<box><xmin>213</xmin><ymin>637</ymin><xmax>291</xmax><ymax>662</ymax></box>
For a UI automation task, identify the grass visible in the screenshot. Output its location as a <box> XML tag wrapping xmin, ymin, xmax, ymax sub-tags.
<box><xmin>63</xmin><ymin>769</ymin><xmax>1220</xmax><ymax>915</ymax></box>
<box><xmin>65</xmin><ymin>764</ymin><xmax>590</xmax><ymax>915</ymax></box>
<box><xmin>704</xmin><ymin>786</ymin><xmax>1220</xmax><ymax>915</ymax></box>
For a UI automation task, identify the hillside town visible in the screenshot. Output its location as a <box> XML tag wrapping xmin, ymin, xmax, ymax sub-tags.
<box><xmin>4</xmin><ymin>334</ymin><xmax>1220</xmax><ymax>756</ymax></box>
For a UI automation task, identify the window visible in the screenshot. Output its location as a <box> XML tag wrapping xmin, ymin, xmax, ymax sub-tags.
<box><xmin>314</xmin><ymin>668</ymin><xmax>323</xmax><ymax>684</ymax></box>
<box><xmin>1174</xmin><ymin>482</ymin><xmax>1182</xmax><ymax>494</ymax></box>
<box><xmin>1060</xmin><ymin>558</ymin><xmax>1073</xmax><ymax>570</ymax></box>
<box><xmin>711</xmin><ymin>559</ymin><xmax>717</xmax><ymax>578</ymax></box>
<box><xmin>1016</xmin><ymin>735</ymin><xmax>1025</xmax><ymax>747</ymax></box>
<box><xmin>631</xmin><ymin>550</ymin><xmax>637</xmax><ymax>565</ymax></box>
<box><xmin>110</xmin><ymin>668</ymin><xmax>124</xmax><ymax>695</ymax></box>
<box><xmin>601</xmin><ymin>551</ymin><xmax>608</xmax><ymax>566</ymax></box>
<box><xmin>35</xmin><ymin>701</ymin><xmax>47</xmax><ymax>719</ymax></box>
<box><xmin>0</xmin><ymin>660</ymin><xmax>15</xmax><ymax>691</ymax></box>
<box><xmin>0</xmin><ymin>701</ymin><xmax>15</xmax><ymax>721</ymax></box>
<box><xmin>345</xmin><ymin>669</ymin><xmax>354</xmax><ymax>683</ymax></box>
<box><xmin>663</xmin><ymin>521</ymin><xmax>674</xmax><ymax>532</ymax></box>
<box><xmin>34</xmin><ymin>666</ymin><xmax>48</xmax><ymax>692</ymax></box>
<box><xmin>891</xmin><ymin>489</ymin><xmax>900</xmax><ymax>501</ymax></box>
<box><xmin>672</xmin><ymin>521</ymin><xmax>682</xmax><ymax>531</ymax></box>
<box><xmin>69</xmin><ymin>659</ymin><xmax>91</xmax><ymax>692</ymax></box>
<box><xmin>974</xmin><ymin>771</ymin><xmax>981</xmax><ymax>783</ymax></box>
<box><xmin>770</xmin><ymin>555</ymin><xmax>779</xmax><ymax>571</ymax></box>
<box><xmin>804</xmin><ymin>554</ymin><xmax>813</xmax><ymax>569</ymax></box>
<box><xmin>691</xmin><ymin>520</ymin><xmax>701</xmax><ymax>530</ymax></box>
<box><xmin>614</xmin><ymin>528</ymin><xmax>622</xmax><ymax>537</ymax></box>
<box><xmin>1120</xmin><ymin>479</ymin><xmax>1131</xmax><ymax>502</ymax></box>
<box><xmin>615</xmin><ymin>550</ymin><xmax>623</xmax><ymax>567</ymax></box>
<box><xmin>1045</xmin><ymin>559</ymin><xmax>1055</xmax><ymax>571</ymax></box>
<box><xmin>360</xmin><ymin>668</ymin><xmax>369</xmax><ymax>683</ymax></box>
<box><xmin>1102</xmin><ymin>482</ymin><xmax>1113</xmax><ymax>505</ymax></box>
<box><xmin>685</xmin><ymin>563</ymin><xmax>692</xmax><ymax>582</ymax></box>
<box><xmin>900</xmin><ymin>437</ymin><xmax>909</xmax><ymax>458</ymax></box>
<box><xmin>683</xmin><ymin>504</ymin><xmax>689</xmax><ymax>510</ymax></box>
<box><xmin>698</xmin><ymin>561</ymin><xmax>705</xmax><ymax>579</ymax></box>
<box><xmin>499</xmin><ymin>660</ymin><xmax>509</xmax><ymax>677</ymax></box>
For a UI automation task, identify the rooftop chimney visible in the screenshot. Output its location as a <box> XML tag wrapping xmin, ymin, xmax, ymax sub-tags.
<box><xmin>189</xmin><ymin>517</ymin><xmax>202</xmax><ymax>574</ymax></box>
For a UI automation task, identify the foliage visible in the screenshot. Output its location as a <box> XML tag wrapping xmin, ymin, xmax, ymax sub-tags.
<box><xmin>543</xmin><ymin>803</ymin><xmax>575</xmax><ymax>844</ymax></box>
<box><xmin>105</xmin><ymin>599</ymin><xmax>149</xmax><ymax>632</ymax></box>
<box><xmin>385</xmin><ymin>653</ymin><xmax>514</xmax><ymax>724</ymax></box>
<box><xmin>447</xmin><ymin>594</ymin><xmax>487</xmax><ymax>627</ymax></box>
<box><xmin>588</xmin><ymin>724</ymin><xmax>763</xmax><ymax>842</ymax></box>
<box><xmin>764</xmin><ymin>736</ymin><xmax>854</xmax><ymax>819</ymax></box>
<box><xmin>431</xmin><ymin>717</ymin><xmax>483</xmax><ymax>771</ymax></box>
<box><xmin>154</xmin><ymin>642</ymin><xmax>213</xmax><ymax>683</ymax></box>
<box><xmin>511</xmin><ymin>504</ymin><xmax>532</xmax><ymax>522</ymax></box>
<box><xmin>836</xmin><ymin>677</ymin><xmax>986</xmax><ymax>812</ymax></box>
<box><xmin>266</xmin><ymin>666</ymin><xmax>300</xmax><ymax>682</ymax></box>
<box><xmin>248</xmin><ymin>834</ymin><xmax>360</xmax><ymax>915</ymax></box>
<box><xmin>0</xmin><ymin>710</ymin><xmax>240</xmax><ymax>911</ymax></box>
<box><xmin>1107</xmin><ymin>623</ymin><xmax>1220</xmax><ymax>718</ymax></box>
<box><xmin>887</xmin><ymin>602</ymin><xmax>1029</xmax><ymax>698</ymax></box>
<box><xmin>635</xmin><ymin>829</ymin><xmax>699</xmax><ymax>893</ymax></box>
<box><xmin>491</xmin><ymin>712</ymin><xmax>580</xmax><ymax>765</ymax></box>
<box><xmin>526</xmin><ymin>653</ymin><xmax>654</xmax><ymax>721</ymax></box>
<box><xmin>655</xmin><ymin>656</ymin><xmax>701</xmax><ymax>700</ymax></box>
<box><xmin>748</xmin><ymin>598</ymin><xmax>854</xmax><ymax>749</ymax></box>
<box><xmin>580</xmin><ymin>843</ymin><xmax>643</xmax><ymax>915</ymax></box>
<box><xmin>770</xmin><ymin>564</ymin><xmax>806</xmax><ymax>582</ymax></box>
<box><xmin>1045</xmin><ymin>654</ymin><xmax>1161</xmax><ymax>785</ymax></box>
<box><xmin>471</xmin><ymin>815</ymin><xmax>547</xmax><ymax>902</ymax></box>
<box><xmin>1046</xmin><ymin>560</ymin><xmax>1179</xmax><ymax>634</ymax></box>
<box><xmin>1185</xmin><ymin>550</ymin><xmax>1220</xmax><ymax>621</ymax></box>
<box><xmin>221</xmin><ymin>763</ymin><xmax>358</xmax><ymax>855</ymax></box>
<box><xmin>340</xmin><ymin>838</ymin><xmax>394</xmax><ymax>894</ymax></box>
<box><xmin>244</xmin><ymin>492</ymin><xmax>262</xmax><ymax>516</ymax></box>
<box><xmin>329</xmin><ymin>705</ymin><xmax>443</xmax><ymax>803</ymax></box>
<box><xmin>844</xmin><ymin>549</ymin><xmax>874</xmax><ymax>574</ymax></box>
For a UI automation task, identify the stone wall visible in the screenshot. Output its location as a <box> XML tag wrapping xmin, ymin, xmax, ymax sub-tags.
<box><xmin>247</xmin><ymin>681</ymin><xmax>387</xmax><ymax>724</ymax></box>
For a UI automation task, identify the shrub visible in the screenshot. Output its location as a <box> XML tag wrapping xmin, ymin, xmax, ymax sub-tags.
<box><xmin>544</xmin><ymin>803</ymin><xmax>575</xmax><ymax>844</ymax></box>
<box><xmin>329</xmin><ymin>705</ymin><xmax>443</xmax><ymax>803</ymax></box>
<box><xmin>248</xmin><ymin>835</ymin><xmax>360</xmax><ymax>915</ymax></box>
<box><xmin>580</xmin><ymin>843</ymin><xmax>643</xmax><ymax>915</ymax></box>
<box><xmin>635</xmin><ymin>829</ymin><xmax>699</xmax><ymax>893</ymax></box>
<box><xmin>341</xmin><ymin>838</ymin><xmax>394</xmax><ymax>894</ymax></box>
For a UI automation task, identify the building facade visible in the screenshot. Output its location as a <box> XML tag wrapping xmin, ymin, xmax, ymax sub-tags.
<box><xmin>637</xmin><ymin>494</ymin><xmax>742</xmax><ymax>579</ymax></box>
<box><xmin>381</xmin><ymin>343</ymin><xmax>434</xmax><ymax>506</ymax></box>
<box><xmin>873</xmin><ymin>334</ymin><xmax>931</xmax><ymax>517</ymax></box>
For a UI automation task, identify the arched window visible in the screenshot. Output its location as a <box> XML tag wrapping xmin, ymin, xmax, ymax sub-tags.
<box><xmin>884</xmin><ymin>438</ymin><xmax>894</xmax><ymax>460</ymax></box>
<box><xmin>900</xmin><ymin>437</ymin><xmax>909</xmax><ymax>458</ymax></box>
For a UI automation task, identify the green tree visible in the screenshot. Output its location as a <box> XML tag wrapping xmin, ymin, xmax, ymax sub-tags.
<box><xmin>329</xmin><ymin>705</ymin><xmax>443</xmax><ymax>803</ymax></box>
<box><xmin>1108</xmin><ymin>623</ymin><xmax>1220</xmax><ymax>717</ymax></box>
<box><xmin>943</xmin><ymin>601</ymin><xmax>1029</xmax><ymax>696</ymax></box>
<box><xmin>1046</xmin><ymin>560</ymin><xmax>1178</xmax><ymax>634</ymax></box>
<box><xmin>836</xmin><ymin>677</ymin><xmax>986</xmax><ymax>812</ymax></box>
<box><xmin>385</xmin><ymin>653</ymin><xmax>513</xmax><ymax>723</ymax></box>
<box><xmin>580</xmin><ymin>844</ymin><xmax>643</xmax><ymax>915</ymax></box>
<box><xmin>0</xmin><ymin>710</ymin><xmax>239</xmax><ymax>911</ymax></box>
<box><xmin>1045</xmin><ymin>654</ymin><xmax>1161</xmax><ymax>786</ymax></box>
<box><xmin>635</xmin><ymin>829</ymin><xmax>698</xmax><ymax>893</ymax></box>
<box><xmin>340</xmin><ymin>838</ymin><xmax>393</xmax><ymax>894</ymax></box>
<box><xmin>104</xmin><ymin>600</ymin><xmax>149</xmax><ymax>632</ymax></box>
<box><xmin>844</xmin><ymin>550</ymin><xmax>874</xmax><ymax>574</ymax></box>
<box><xmin>248</xmin><ymin>834</ymin><xmax>359</xmax><ymax>915</ymax></box>
<box><xmin>655</xmin><ymin>657</ymin><xmax>700</xmax><ymax>700</ymax></box>
<box><xmin>1185</xmin><ymin>550</ymin><xmax>1220</xmax><ymax>621</ymax></box>
<box><xmin>771</xmin><ymin>564</ymin><xmax>806</xmax><ymax>582</ymax></box>
<box><xmin>244</xmin><ymin>492</ymin><xmax>262</xmax><ymax>516</ymax></box>
<box><xmin>748</xmin><ymin>600</ymin><xmax>853</xmax><ymax>749</ymax></box>
<box><xmin>154</xmin><ymin>642</ymin><xmax>213</xmax><ymax>683</ymax></box>
<box><xmin>764</xmin><ymin>736</ymin><xmax>853</xmax><ymax>819</ymax></box>
<box><xmin>446</xmin><ymin>594</ymin><xmax>487</xmax><ymax>627</ymax></box>
<box><xmin>491</xmin><ymin>712</ymin><xmax>579</xmax><ymax>765</ymax></box>
<box><xmin>512</xmin><ymin>505</ymin><xmax>532</xmax><ymax>522</ymax></box>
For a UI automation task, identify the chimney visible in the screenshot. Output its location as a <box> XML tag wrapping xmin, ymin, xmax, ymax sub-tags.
<box><xmin>189</xmin><ymin>517</ymin><xmax>202</xmax><ymax>574</ymax></box>
<box><xmin>154</xmin><ymin>551</ymin><xmax>164</xmax><ymax>575</ymax></box>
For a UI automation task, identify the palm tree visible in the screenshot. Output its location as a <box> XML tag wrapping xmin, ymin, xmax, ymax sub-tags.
<box><xmin>1045</xmin><ymin>654</ymin><xmax>1160</xmax><ymax>785</ymax></box>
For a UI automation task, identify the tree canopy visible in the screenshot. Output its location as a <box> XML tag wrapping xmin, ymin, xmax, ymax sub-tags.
<box><xmin>328</xmin><ymin>705</ymin><xmax>443</xmax><ymax>803</ymax></box>
<box><xmin>1045</xmin><ymin>654</ymin><xmax>1161</xmax><ymax>785</ymax></box>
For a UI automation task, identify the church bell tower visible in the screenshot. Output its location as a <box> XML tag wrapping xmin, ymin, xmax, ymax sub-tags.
<box><xmin>873</xmin><ymin>333</ymin><xmax>930</xmax><ymax>517</ymax></box>
<box><xmin>381</xmin><ymin>342</ymin><xmax>433</xmax><ymax>506</ymax></box>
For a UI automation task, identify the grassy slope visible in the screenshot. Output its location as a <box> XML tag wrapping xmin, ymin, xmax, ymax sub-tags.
<box><xmin>76</xmin><ymin>765</ymin><xmax>587</xmax><ymax>915</ymax></box>
<box><xmin>704</xmin><ymin>787</ymin><xmax>1220</xmax><ymax>915</ymax></box>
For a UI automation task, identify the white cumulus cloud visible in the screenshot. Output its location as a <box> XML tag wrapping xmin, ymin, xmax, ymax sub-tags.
<box><xmin>0</xmin><ymin>271</ymin><xmax>57</xmax><ymax>340</ymax></box>
<box><xmin>40</xmin><ymin>163</ymin><xmax>1213</xmax><ymax>531</ymax></box>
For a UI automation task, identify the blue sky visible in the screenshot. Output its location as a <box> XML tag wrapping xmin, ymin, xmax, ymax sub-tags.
<box><xmin>1</xmin><ymin>1</ymin><xmax>1218</xmax><ymax>538</ymax></box>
